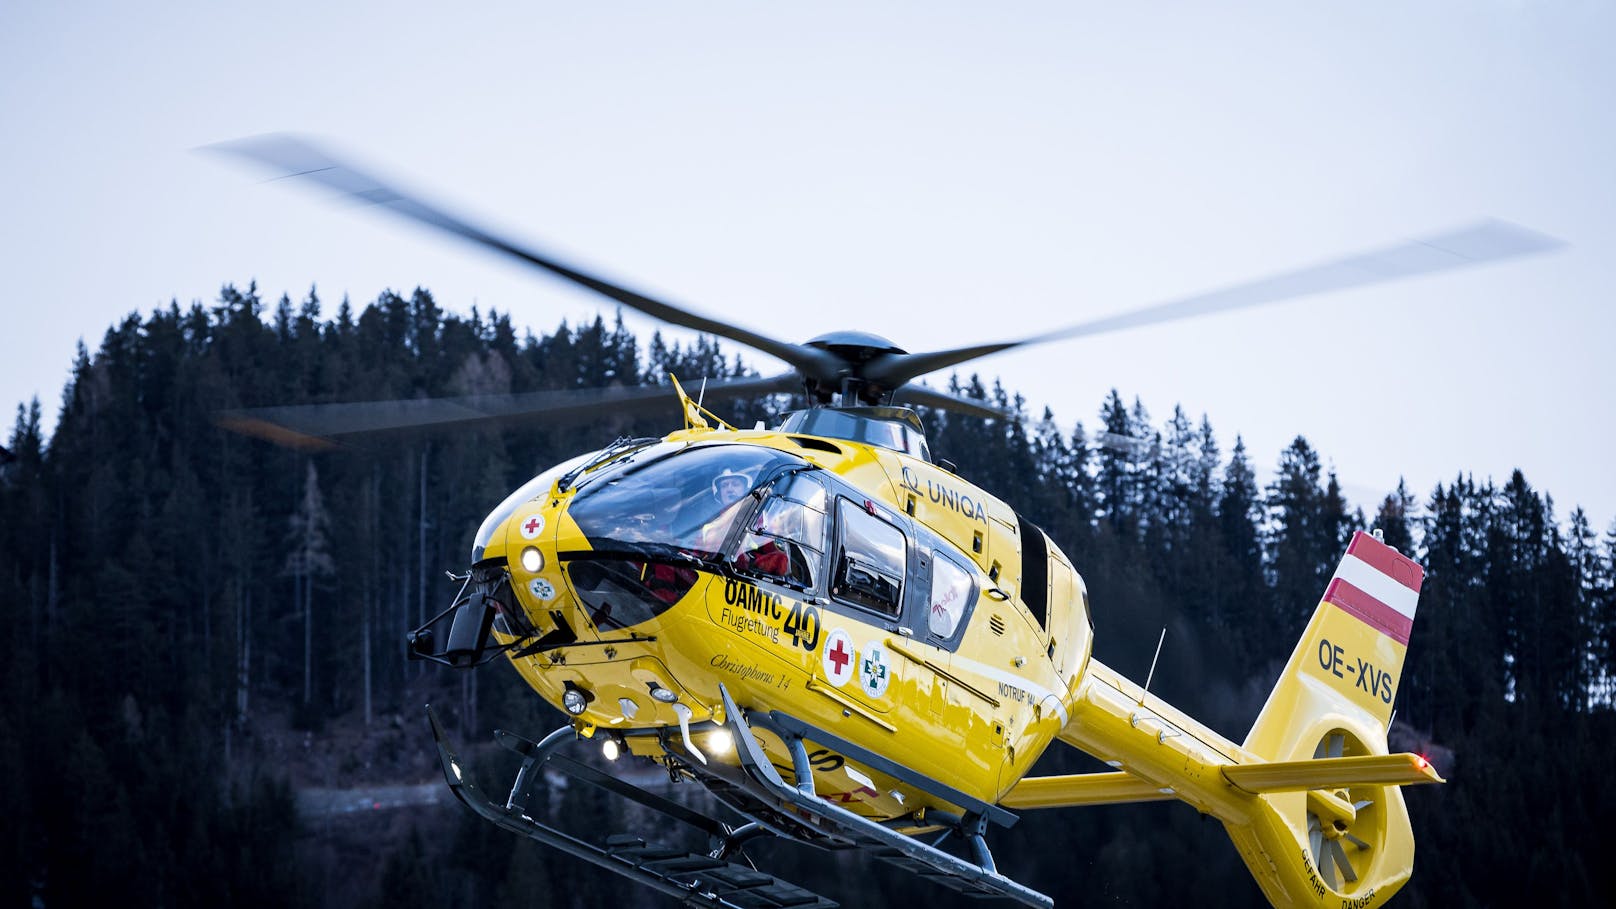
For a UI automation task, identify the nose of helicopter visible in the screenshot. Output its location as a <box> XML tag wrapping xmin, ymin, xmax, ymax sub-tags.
<box><xmin>473</xmin><ymin>497</ymin><xmax>575</xmax><ymax>653</ymax></box>
<box><xmin>477</xmin><ymin>491</ymin><xmax>707</xmax><ymax>713</ymax></box>
<box><xmin>500</xmin><ymin>502</ymin><xmax>562</xmax><ymax>608</ymax></box>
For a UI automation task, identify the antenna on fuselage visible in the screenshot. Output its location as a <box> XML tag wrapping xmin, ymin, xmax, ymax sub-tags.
<box><xmin>1139</xmin><ymin>627</ymin><xmax>1167</xmax><ymax>706</ymax></box>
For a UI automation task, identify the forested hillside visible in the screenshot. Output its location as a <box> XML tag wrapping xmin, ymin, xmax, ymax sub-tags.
<box><xmin>2</xmin><ymin>284</ymin><xmax>1611</xmax><ymax>906</ymax></box>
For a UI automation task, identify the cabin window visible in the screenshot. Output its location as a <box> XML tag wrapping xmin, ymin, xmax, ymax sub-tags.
<box><xmin>832</xmin><ymin>498</ymin><xmax>907</xmax><ymax>616</ymax></box>
<box><xmin>929</xmin><ymin>554</ymin><xmax>973</xmax><ymax>638</ymax></box>
<box><xmin>1017</xmin><ymin>513</ymin><xmax>1049</xmax><ymax>629</ymax></box>
<box><xmin>734</xmin><ymin>496</ymin><xmax>825</xmax><ymax>590</ymax></box>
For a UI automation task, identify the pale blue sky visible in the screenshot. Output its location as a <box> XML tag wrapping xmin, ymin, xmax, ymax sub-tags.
<box><xmin>3</xmin><ymin>1</ymin><xmax>1613</xmax><ymax>525</ymax></box>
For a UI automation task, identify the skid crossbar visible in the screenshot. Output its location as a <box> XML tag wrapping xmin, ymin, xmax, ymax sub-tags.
<box><xmin>427</xmin><ymin>705</ymin><xmax>837</xmax><ymax>908</ymax></box>
<box><xmin>717</xmin><ymin>685</ymin><xmax>1053</xmax><ymax>909</ymax></box>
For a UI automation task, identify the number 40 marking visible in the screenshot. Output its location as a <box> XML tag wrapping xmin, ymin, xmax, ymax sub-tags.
<box><xmin>783</xmin><ymin>602</ymin><xmax>822</xmax><ymax>651</ymax></box>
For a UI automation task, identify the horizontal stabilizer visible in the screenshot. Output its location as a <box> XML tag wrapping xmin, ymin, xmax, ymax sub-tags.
<box><xmin>999</xmin><ymin>771</ymin><xmax>1177</xmax><ymax>810</ymax></box>
<box><xmin>1222</xmin><ymin>753</ymin><xmax>1444</xmax><ymax>794</ymax></box>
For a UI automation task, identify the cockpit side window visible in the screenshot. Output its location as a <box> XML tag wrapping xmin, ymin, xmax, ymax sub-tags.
<box><xmin>734</xmin><ymin>494</ymin><xmax>826</xmax><ymax>590</ymax></box>
<box><xmin>831</xmin><ymin>497</ymin><xmax>907</xmax><ymax>616</ymax></box>
<box><xmin>773</xmin><ymin>470</ymin><xmax>828</xmax><ymax>512</ymax></box>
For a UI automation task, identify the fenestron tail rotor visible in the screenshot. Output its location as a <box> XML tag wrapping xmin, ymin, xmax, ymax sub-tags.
<box><xmin>1306</xmin><ymin>729</ymin><xmax>1381</xmax><ymax>893</ymax></box>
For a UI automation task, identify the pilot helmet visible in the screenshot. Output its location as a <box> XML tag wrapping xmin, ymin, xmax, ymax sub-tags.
<box><xmin>711</xmin><ymin>468</ymin><xmax>750</xmax><ymax>504</ymax></box>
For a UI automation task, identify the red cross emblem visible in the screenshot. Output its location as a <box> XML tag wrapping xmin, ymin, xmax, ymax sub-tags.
<box><xmin>829</xmin><ymin>637</ymin><xmax>851</xmax><ymax>674</ymax></box>
<box><xmin>822</xmin><ymin>628</ymin><xmax>854</xmax><ymax>685</ymax></box>
<box><xmin>524</xmin><ymin>517</ymin><xmax>542</xmax><ymax>534</ymax></box>
<box><xmin>520</xmin><ymin>514</ymin><xmax>545</xmax><ymax>539</ymax></box>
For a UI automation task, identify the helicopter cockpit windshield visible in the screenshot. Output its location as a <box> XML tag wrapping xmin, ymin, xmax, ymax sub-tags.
<box><xmin>568</xmin><ymin>445</ymin><xmax>806</xmax><ymax>556</ymax></box>
<box><xmin>562</xmin><ymin>444</ymin><xmax>812</xmax><ymax>630</ymax></box>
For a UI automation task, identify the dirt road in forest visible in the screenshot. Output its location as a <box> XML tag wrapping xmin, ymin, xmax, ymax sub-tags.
<box><xmin>295</xmin><ymin>782</ymin><xmax>447</xmax><ymax>818</ymax></box>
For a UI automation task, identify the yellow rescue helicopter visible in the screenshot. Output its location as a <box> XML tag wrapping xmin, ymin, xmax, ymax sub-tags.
<box><xmin>214</xmin><ymin>136</ymin><xmax>1559</xmax><ymax>909</ymax></box>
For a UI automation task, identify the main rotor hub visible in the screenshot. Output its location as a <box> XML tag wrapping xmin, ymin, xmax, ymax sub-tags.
<box><xmin>804</xmin><ymin>330</ymin><xmax>906</xmax><ymax>358</ymax></box>
<box><xmin>803</xmin><ymin>331</ymin><xmax>908</xmax><ymax>405</ymax></box>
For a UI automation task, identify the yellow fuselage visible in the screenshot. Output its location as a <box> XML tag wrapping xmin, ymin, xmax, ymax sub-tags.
<box><xmin>479</xmin><ymin>426</ymin><xmax>1093</xmax><ymax>820</ymax></box>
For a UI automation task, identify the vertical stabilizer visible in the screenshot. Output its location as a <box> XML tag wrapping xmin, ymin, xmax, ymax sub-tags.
<box><xmin>1245</xmin><ymin>531</ymin><xmax>1423</xmax><ymax>759</ymax></box>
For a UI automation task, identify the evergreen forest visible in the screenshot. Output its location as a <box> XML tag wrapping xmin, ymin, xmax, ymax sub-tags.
<box><xmin>1</xmin><ymin>283</ymin><xmax>1612</xmax><ymax>907</ymax></box>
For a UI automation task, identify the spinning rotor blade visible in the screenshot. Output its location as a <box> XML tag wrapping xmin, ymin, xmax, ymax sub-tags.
<box><xmin>890</xmin><ymin>383</ymin><xmax>1015</xmax><ymax>420</ymax></box>
<box><xmin>212</xmin><ymin>136</ymin><xmax>1562</xmax><ymax>428</ymax></box>
<box><xmin>216</xmin><ymin>372</ymin><xmax>800</xmax><ymax>449</ymax></box>
<box><xmin>207</xmin><ymin>135</ymin><xmax>841</xmax><ymax>382</ymax></box>
<box><xmin>1325</xmin><ymin>839</ymin><xmax>1358</xmax><ymax>884</ymax></box>
<box><xmin>865</xmin><ymin>220</ymin><xmax>1563</xmax><ymax>388</ymax></box>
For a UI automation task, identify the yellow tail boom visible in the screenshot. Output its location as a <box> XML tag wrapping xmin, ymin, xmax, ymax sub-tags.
<box><xmin>1006</xmin><ymin>531</ymin><xmax>1436</xmax><ymax>907</ymax></box>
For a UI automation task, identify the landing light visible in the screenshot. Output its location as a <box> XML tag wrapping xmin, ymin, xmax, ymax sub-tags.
<box><xmin>649</xmin><ymin>684</ymin><xmax>679</xmax><ymax>704</ymax></box>
<box><xmin>520</xmin><ymin>546</ymin><xmax>544</xmax><ymax>573</ymax></box>
<box><xmin>562</xmin><ymin>687</ymin><xmax>590</xmax><ymax>715</ymax></box>
<box><xmin>708</xmin><ymin>729</ymin><xmax>735</xmax><ymax>755</ymax></box>
<box><xmin>602</xmin><ymin>738</ymin><xmax>621</xmax><ymax>762</ymax></box>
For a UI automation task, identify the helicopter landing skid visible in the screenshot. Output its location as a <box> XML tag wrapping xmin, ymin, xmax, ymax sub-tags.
<box><xmin>425</xmin><ymin>705</ymin><xmax>837</xmax><ymax>908</ymax></box>
<box><xmin>711</xmin><ymin>684</ymin><xmax>1054</xmax><ymax>909</ymax></box>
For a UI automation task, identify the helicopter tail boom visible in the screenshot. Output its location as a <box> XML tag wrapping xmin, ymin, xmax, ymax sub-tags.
<box><xmin>1024</xmin><ymin>530</ymin><xmax>1433</xmax><ymax>907</ymax></box>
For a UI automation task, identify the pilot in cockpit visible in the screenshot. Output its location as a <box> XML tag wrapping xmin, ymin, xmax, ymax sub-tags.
<box><xmin>712</xmin><ymin>468</ymin><xmax>749</xmax><ymax>508</ymax></box>
<box><xmin>697</xmin><ymin>467</ymin><xmax>753</xmax><ymax>552</ymax></box>
<box><xmin>696</xmin><ymin>465</ymin><xmax>817</xmax><ymax>586</ymax></box>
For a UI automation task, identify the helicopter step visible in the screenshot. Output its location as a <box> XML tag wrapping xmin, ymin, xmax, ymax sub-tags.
<box><xmin>426</xmin><ymin>706</ymin><xmax>838</xmax><ymax>908</ymax></box>
<box><xmin>710</xmin><ymin>685</ymin><xmax>1054</xmax><ymax>909</ymax></box>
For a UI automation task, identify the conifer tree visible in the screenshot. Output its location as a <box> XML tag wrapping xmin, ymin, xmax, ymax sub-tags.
<box><xmin>1265</xmin><ymin>437</ymin><xmax>1330</xmax><ymax>641</ymax></box>
<box><xmin>286</xmin><ymin>461</ymin><xmax>334</xmax><ymax>706</ymax></box>
<box><xmin>1094</xmin><ymin>389</ymin><xmax>1137</xmax><ymax>539</ymax></box>
<box><xmin>1565</xmin><ymin>507</ymin><xmax>1601</xmax><ymax>708</ymax></box>
<box><xmin>1595</xmin><ymin>520</ymin><xmax>1616</xmax><ymax>703</ymax></box>
<box><xmin>1190</xmin><ymin>415</ymin><xmax>1222</xmax><ymax>524</ymax></box>
<box><xmin>1375</xmin><ymin>478</ymin><xmax>1417</xmax><ymax>555</ymax></box>
<box><xmin>1030</xmin><ymin>407</ymin><xmax>1092</xmax><ymax>550</ymax></box>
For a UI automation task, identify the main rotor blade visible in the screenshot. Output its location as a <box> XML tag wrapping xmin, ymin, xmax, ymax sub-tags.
<box><xmin>215</xmin><ymin>372</ymin><xmax>799</xmax><ymax>449</ymax></box>
<box><xmin>207</xmin><ymin>134</ymin><xmax>839</xmax><ymax>381</ymax></box>
<box><xmin>890</xmin><ymin>383</ymin><xmax>1015</xmax><ymax>421</ymax></box>
<box><xmin>866</xmin><ymin>220</ymin><xmax>1563</xmax><ymax>387</ymax></box>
